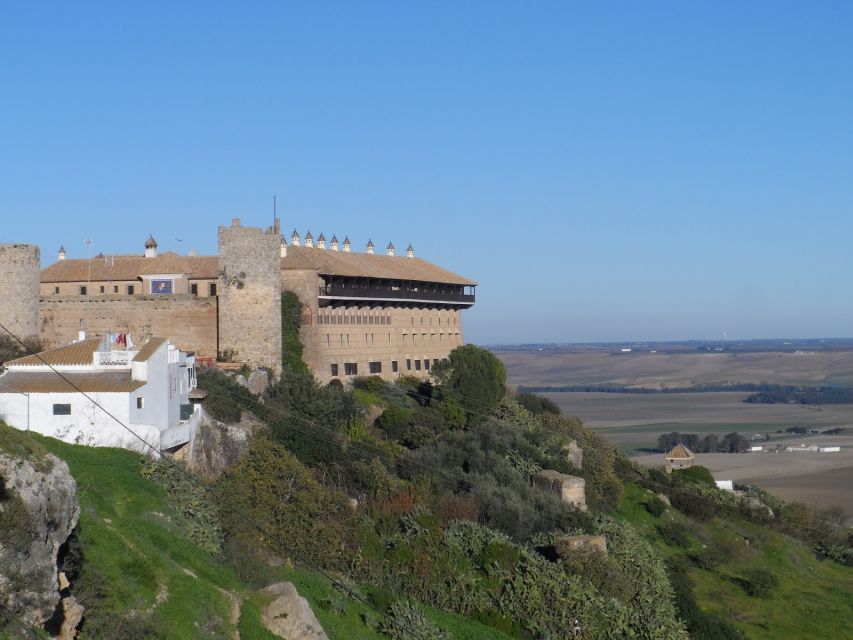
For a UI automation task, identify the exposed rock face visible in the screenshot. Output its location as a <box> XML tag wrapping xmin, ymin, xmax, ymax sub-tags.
<box><xmin>555</xmin><ymin>534</ymin><xmax>608</xmax><ymax>557</ymax></box>
<box><xmin>562</xmin><ymin>441</ymin><xmax>583</xmax><ymax>468</ymax></box>
<box><xmin>247</xmin><ymin>369</ymin><xmax>271</xmax><ymax>396</ymax></box>
<box><xmin>0</xmin><ymin>452</ymin><xmax>79</xmax><ymax>629</ymax></box>
<box><xmin>532</xmin><ymin>470</ymin><xmax>587</xmax><ymax>511</ymax></box>
<box><xmin>261</xmin><ymin>581</ymin><xmax>328</xmax><ymax>640</ymax></box>
<box><xmin>186</xmin><ymin>410</ymin><xmax>263</xmax><ymax>477</ymax></box>
<box><xmin>656</xmin><ymin>492</ymin><xmax>671</xmax><ymax>507</ymax></box>
<box><xmin>744</xmin><ymin>497</ymin><xmax>774</xmax><ymax>521</ymax></box>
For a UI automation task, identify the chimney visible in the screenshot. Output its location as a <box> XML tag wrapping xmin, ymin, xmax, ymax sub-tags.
<box><xmin>330</xmin><ymin>235</ymin><xmax>339</xmax><ymax>251</ymax></box>
<box><xmin>232</xmin><ymin>218</ymin><xmax>241</xmax><ymax>227</ymax></box>
<box><xmin>366</xmin><ymin>239</ymin><xmax>375</xmax><ymax>255</ymax></box>
<box><xmin>343</xmin><ymin>236</ymin><xmax>351</xmax><ymax>252</ymax></box>
<box><xmin>305</xmin><ymin>230</ymin><xmax>314</xmax><ymax>248</ymax></box>
<box><xmin>291</xmin><ymin>228</ymin><xmax>301</xmax><ymax>247</ymax></box>
<box><xmin>407</xmin><ymin>243</ymin><xmax>414</xmax><ymax>259</ymax></box>
<box><xmin>317</xmin><ymin>233</ymin><xmax>326</xmax><ymax>250</ymax></box>
<box><xmin>144</xmin><ymin>235</ymin><xmax>158</xmax><ymax>258</ymax></box>
<box><xmin>280</xmin><ymin>236</ymin><xmax>287</xmax><ymax>258</ymax></box>
<box><xmin>386</xmin><ymin>241</ymin><xmax>395</xmax><ymax>256</ymax></box>
<box><xmin>58</xmin><ymin>245</ymin><xmax>66</xmax><ymax>261</ymax></box>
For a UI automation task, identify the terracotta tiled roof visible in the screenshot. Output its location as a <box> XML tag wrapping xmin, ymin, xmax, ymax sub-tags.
<box><xmin>666</xmin><ymin>443</ymin><xmax>695</xmax><ymax>459</ymax></box>
<box><xmin>0</xmin><ymin>370</ymin><xmax>145</xmax><ymax>393</ymax></box>
<box><xmin>133</xmin><ymin>337</ymin><xmax>167</xmax><ymax>363</ymax></box>
<box><xmin>5</xmin><ymin>338</ymin><xmax>101</xmax><ymax>367</ymax></box>
<box><xmin>282</xmin><ymin>245</ymin><xmax>476</xmax><ymax>285</ymax></box>
<box><xmin>41</xmin><ymin>253</ymin><xmax>219</xmax><ymax>283</ymax></box>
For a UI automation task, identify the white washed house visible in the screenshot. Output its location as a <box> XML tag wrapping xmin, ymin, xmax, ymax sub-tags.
<box><xmin>0</xmin><ymin>334</ymin><xmax>200</xmax><ymax>454</ymax></box>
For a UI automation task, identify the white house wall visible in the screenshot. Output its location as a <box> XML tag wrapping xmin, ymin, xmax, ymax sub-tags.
<box><xmin>0</xmin><ymin>391</ymin><xmax>160</xmax><ymax>453</ymax></box>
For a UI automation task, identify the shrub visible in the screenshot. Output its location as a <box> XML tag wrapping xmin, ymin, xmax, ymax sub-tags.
<box><xmin>658</xmin><ymin>519</ymin><xmax>691</xmax><ymax>548</ymax></box>
<box><xmin>515</xmin><ymin>392</ymin><xmax>561</xmax><ymax>415</ymax></box>
<box><xmin>431</xmin><ymin>345</ymin><xmax>507</xmax><ymax>427</ymax></box>
<box><xmin>645</xmin><ymin>495</ymin><xmax>667</xmax><ymax>517</ymax></box>
<box><xmin>380</xmin><ymin>600</ymin><xmax>450</xmax><ymax>640</ymax></box>
<box><xmin>281</xmin><ymin>290</ymin><xmax>308</xmax><ymax>373</ymax></box>
<box><xmin>198</xmin><ymin>368</ymin><xmax>260</xmax><ymax>423</ymax></box>
<box><xmin>674</xmin><ymin>465</ymin><xmax>716</xmax><ymax>486</ymax></box>
<box><xmin>670</xmin><ymin>489</ymin><xmax>717</xmax><ymax>521</ymax></box>
<box><xmin>740</xmin><ymin>567</ymin><xmax>778</xmax><ymax>597</ymax></box>
<box><xmin>353</xmin><ymin>375</ymin><xmax>386</xmax><ymax>394</ymax></box>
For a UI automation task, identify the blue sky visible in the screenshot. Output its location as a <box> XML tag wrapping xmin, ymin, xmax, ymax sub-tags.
<box><xmin>1</xmin><ymin>2</ymin><xmax>851</xmax><ymax>344</ymax></box>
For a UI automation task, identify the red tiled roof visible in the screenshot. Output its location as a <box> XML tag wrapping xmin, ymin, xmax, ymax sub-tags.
<box><xmin>0</xmin><ymin>370</ymin><xmax>145</xmax><ymax>393</ymax></box>
<box><xmin>41</xmin><ymin>253</ymin><xmax>219</xmax><ymax>283</ymax></box>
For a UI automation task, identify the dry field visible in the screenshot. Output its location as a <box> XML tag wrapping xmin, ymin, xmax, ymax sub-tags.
<box><xmin>497</xmin><ymin>349</ymin><xmax>853</xmax><ymax>388</ymax></box>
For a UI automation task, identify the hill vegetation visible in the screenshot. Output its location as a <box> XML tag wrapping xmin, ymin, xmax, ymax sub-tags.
<box><xmin>2</xmin><ymin>344</ymin><xmax>851</xmax><ymax>639</ymax></box>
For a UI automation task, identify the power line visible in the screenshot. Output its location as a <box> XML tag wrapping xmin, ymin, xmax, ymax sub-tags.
<box><xmin>0</xmin><ymin>322</ymin><xmax>429</xmax><ymax>640</ymax></box>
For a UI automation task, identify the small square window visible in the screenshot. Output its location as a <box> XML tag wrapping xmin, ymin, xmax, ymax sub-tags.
<box><xmin>52</xmin><ymin>403</ymin><xmax>71</xmax><ymax>415</ymax></box>
<box><xmin>369</xmin><ymin>361</ymin><xmax>382</xmax><ymax>374</ymax></box>
<box><xmin>344</xmin><ymin>362</ymin><xmax>358</xmax><ymax>376</ymax></box>
<box><xmin>127</xmin><ymin>285</ymin><xmax>134</xmax><ymax>295</ymax></box>
<box><xmin>79</xmin><ymin>286</ymin><xmax>87</xmax><ymax>296</ymax></box>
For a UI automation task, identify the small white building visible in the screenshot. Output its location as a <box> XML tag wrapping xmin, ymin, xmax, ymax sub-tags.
<box><xmin>818</xmin><ymin>446</ymin><xmax>840</xmax><ymax>453</ymax></box>
<box><xmin>0</xmin><ymin>334</ymin><xmax>200</xmax><ymax>454</ymax></box>
<box><xmin>715</xmin><ymin>480</ymin><xmax>734</xmax><ymax>491</ymax></box>
<box><xmin>750</xmin><ymin>445</ymin><xmax>764</xmax><ymax>452</ymax></box>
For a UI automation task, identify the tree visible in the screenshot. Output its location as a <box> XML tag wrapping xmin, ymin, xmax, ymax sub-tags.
<box><xmin>720</xmin><ymin>432</ymin><xmax>749</xmax><ymax>453</ymax></box>
<box><xmin>699</xmin><ymin>434</ymin><xmax>719</xmax><ymax>453</ymax></box>
<box><xmin>431</xmin><ymin>345</ymin><xmax>507</xmax><ymax>427</ymax></box>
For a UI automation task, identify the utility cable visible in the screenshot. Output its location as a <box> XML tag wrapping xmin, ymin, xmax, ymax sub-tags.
<box><xmin>0</xmin><ymin>322</ymin><xmax>429</xmax><ymax>640</ymax></box>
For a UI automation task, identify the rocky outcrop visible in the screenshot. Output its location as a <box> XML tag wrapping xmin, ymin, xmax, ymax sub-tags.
<box><xmin>261</xmin><ymin>581</ymin><xmax>328</xmax><ymax>640</ymax></box>
<box><xmin>0</xmin><ymin>452</ymin><xmax>79</xmax><ymax>630</ymax></box>
<box><xmin>555</xmin><ymin>534</ymin><xmax>608</xmax><ymax>557</ymax></box>
<box><xmin>562</xmin><ymin>441</ymin><xmax>583</xmax><ymax>468</ymax></box>
<box><xmin>185</xmin><ymin>410</ymin><xmax>264</xmax><ymax>477</ymax></box>
<box><xmin>532</xmin><ymin>470</ymin><xmax>587</xmax><ymax>511</ymax></box>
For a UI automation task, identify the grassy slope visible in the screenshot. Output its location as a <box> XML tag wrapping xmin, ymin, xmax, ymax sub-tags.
<box><xmin>22</xmin><ymin>431</ymin><xmax>504</xmax><ymax>639</ymax></box>
<box><xmin>618</xmin><ymin>483</ymin><xmax>853</xmax><ymax>640</ymax></box>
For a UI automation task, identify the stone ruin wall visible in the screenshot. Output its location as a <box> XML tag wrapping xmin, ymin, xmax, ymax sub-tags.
<box><xmin>39</xmin><ymin>295</ymin><xmax>218</xmax><ymax>356</ymax></box>
<box><xmin>0</xmin><ymin>243</ymin><xmax>40</xmax><ymax>344</ymax></box>
<box><xmin>218</xmin><ymin>221</ymin><xmax>282</xmax><ymax>372</ymax></box>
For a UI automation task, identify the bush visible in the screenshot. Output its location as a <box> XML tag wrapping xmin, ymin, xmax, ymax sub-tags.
<box><xmin>431</xmin><ymin>345</ymin><xmax>507</xmax><ymax>427</ymax></box>
<box><xmin>740</xmin><ymin>567</ymin><xmax>778</xmax><ymax>597</ymax></box>
<box><xmin>380</xmin><ymin>600</ymin><xmax>450</xmax><ymax>640</ymax></box>
<box><xmin>281</xmin><ymin>290</ymin><xmax>308</xmax><ymax>373</ymax></box>
<box><xmin>674</xmin><ymin>465</ymin><xmax>716</xmax><ymax>486</ymax></box>
<box><xmin>198</xmin><ymin>368</ymin><xmax>260</xmax><ymax>423</ymax></box>
<box><xmin>644</xmin><ymin>495</ymin><xmax>667</xmax><ymax>517</ymax></box>
<box><xmin>514</xmin><ymin>392</ymin><xmax>561</xmax><ymax>415</ymax></box>
<box><xmin>658</xmin><ymin>519</ymin><xmax>691</xmax><ymax>548</ymax></box>
<box><xmin>670</xmin><ymin>489</ymin><xmax>717</xmax><ymax>521</ymax></box>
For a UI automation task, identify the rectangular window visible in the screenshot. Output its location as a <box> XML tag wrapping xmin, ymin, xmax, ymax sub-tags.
<box><xmin>127</xmin><ymin>285</ymin><xmax>134</xmax><ymax>295</ymax></box>
<box><xmin>330</xmin><ymin>363</ymin><xmax>339</xmax><ymax>377</ymax></box>
<box><xmin>136</xmin><ymin>397</ymin><xmax>144</xmax><ymax>409</ymax></box>
<box><xmin>209</xmin><ymin>283</ymin><xmax>217</xmax><ymax>296</ymax></box>
<box><xmin>344</xmin><ymin>362</ymin><xmax>358</xmax><ymax>376</ymax></box>
<box><xmin>114</xmin><ymin>285</ymin><xmax>119</xmax><ymax>293</ymax></box>
<box><xmin>54</xmin><ymin>286</ymin><xmax>60</xmax><ymax>294</ymax></box>
<box><xmin>79</xmin><ymin>286</ymin><xmax>87</xmax><ymax>295</ymax></box>
<box><xmin>326</xmin><ymin>334</ymin><xmax>330</xmax><ymax>346</ymax></box>
<box><xmin>100</xmin><ymin>285</ymin><xmax>105</xmax><ymax>293</ymax></box>
<box><xmin>52</xmin><ymin>403</ymin><xmax>71</xmax><ymax>415</ymax></box>
<box><xmin>369</xmin><ymin>361</ymin><xmax>382</xmax><ymax>374</ymax></box>
<box><xmin>406</xmin><ymin>358</ymin><xmax>412</xmax><ymax>371</ymax></box>
<box><xmin>415</xmin><ymin>359</ymin><xmax>422</xmax><ymax>371</ymax></box>
<box><xmin>391</xmin><ymin>360</ymin><xmax>398</xmax><ymax>373</ymax></box>
<box><xmin>191</xmin><ymin>283</ymin><xmax>198</xmax><ymax>295</ymax></box>
<box><xmin>424</xmin><ymin>359</ymin><xmax>430</xmax><ymax>370</ymax></box>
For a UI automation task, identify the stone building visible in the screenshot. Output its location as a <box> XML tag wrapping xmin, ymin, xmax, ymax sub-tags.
<box><xmin>34</xmin><ymin>219</ymin><xmax>476</xmax><ymax>383</ymax></box>
<box><xmin>665</xmin><ymin>442</ymin><xmax>695</xmax><ymax>473</ymax></box>
<box><xmin>0</xmin><ymin>243</ymin><xmax>40</xmax><ymax>344</ymax></box>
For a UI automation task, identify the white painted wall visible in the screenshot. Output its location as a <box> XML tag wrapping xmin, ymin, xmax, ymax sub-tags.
<box><xmin>0</xmin><ymin>391</ymin><xmax>159</xmax><ymax>453</ymax></box>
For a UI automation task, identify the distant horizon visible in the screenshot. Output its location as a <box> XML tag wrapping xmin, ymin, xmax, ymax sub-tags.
<box><xmin>483</xmin><ymin>336</ymin><xmax>853</xmax><ymax>348</ymax></box>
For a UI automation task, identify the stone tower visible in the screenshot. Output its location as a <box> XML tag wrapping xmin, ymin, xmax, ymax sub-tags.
<box><xmin>0</xmin><ymin>243</ymin><xmax>40</xmax><ymax>345</ymax></box>
<box><xmin>217</xmin><ymin>219</ymin><xmax>282</xmax><ymax>372</ymax></box>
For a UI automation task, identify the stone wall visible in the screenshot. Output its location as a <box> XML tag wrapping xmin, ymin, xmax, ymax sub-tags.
<box><xmin>0</xmin><ymin>244</ymin><xmax>40</xmax><ymax>343</ymax></box>
<box><xmin>555</xmin><ymin>534</ymin><xmax>608</xmax><ymax>557</ymax></box>
<box><xmin>218</xmin><ymin>220</ymin><xmax>282</xmax><ymax>372</ymax></box>
<box><xmin>532</xmin><ymin>470</ymin><xmax>587</xmax><ymax>511</ymax></box>
<box><xmin>39</xmin><ymin>295</ymin><xmax>218</xmax><ymax>356</ymax></box>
